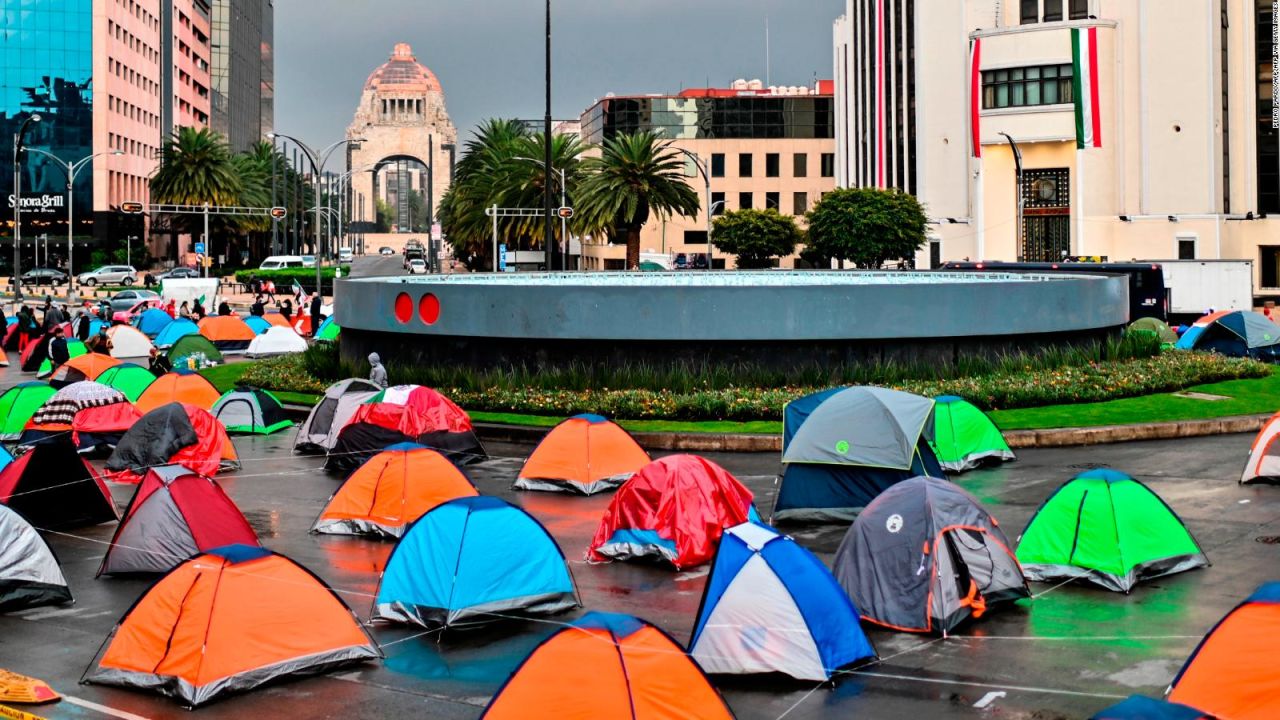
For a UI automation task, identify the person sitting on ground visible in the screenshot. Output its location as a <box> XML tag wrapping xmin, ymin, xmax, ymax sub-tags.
<box><xmin>217</xmin><ymin>300</ymin><xmax>232</xmax><ymax>316</ymax></box>
<box><xmin>192</xmin><ymin>298</ymin><xmax>206</xmax><ymax>321</ymax></box>
<box><xmin>368</xmin><ymin>352</ymin><xmax>388</xmax><ymax>389</ymax></box>
<box><xmin>87</xmin><ymin>325</ymin><xmax>112</xmax><ymax>355</ymax></box>
<box><xmin>164</xmin><ymin>299</ymin><xmax>177</xmax><ymax>318</ymax></box>
<box><xmin>250</xmin><ymin>295</ymin><xmax>265</xmax><ymax>317</ymax></box>
<box><xmin>178</xmin><ymin>301</ymin><xmax>191</xmax><ymax>319</ymax></box>
<box><xmin>147</xmin><ymin>347</ymin><xmax>171</xmax><ymax>377</ymax></box>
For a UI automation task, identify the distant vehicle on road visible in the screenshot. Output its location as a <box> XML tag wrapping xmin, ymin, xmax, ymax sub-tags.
<box><xmin>16</xmin><ymin>268</ymin><xmax>68</xmax><ymax>287</ymax></box>
<box><xmin>108</xmin><ymin>289</ymin><xmax>161</xmax><ymax>314</ymax></box>
<box><xmin>674</xmin><ymin>254</ymin><xmax>689</xmax><ymax>270</ymax></box>
<box><xmin>259</xmin><ymin>255</ymin><xmax>305</xmax><ymax>270</ymax></box>
<box><xmin>302</xmin><ymin>255</ymin><xmax>317</xmax><ymax>268</ymax></box>
<box><xmin>156</xmin><ymin>266</ymin><xmax>199</xmax><ymax>280</ymax></box>
<box><xmin>78</xmin><ymin>265</ymin><xmax>137</xmax><ymax>286</ymax></box>
<box><xmin>338</xmin><ymin>248</ymin><xmax>354</xmax><ymax>263</ymax></box>
<box><xmin>407</xmin><ymin>258</ymin><xmax>427</xmax><ymax>275</ymax></box>
<box><xmin>402</xmin><ymin>240</ymin><xmax>425</xmax><ymax>269</ymax></box>
<box><xmin>942</xmin><ymin>261</ymin><xmax>1168</xmax><ymax>322</ymax></box>
<box><xmin>378</xmin><ymin>246</ymin><xmax>395</xmax><ymax>256</ymax></box>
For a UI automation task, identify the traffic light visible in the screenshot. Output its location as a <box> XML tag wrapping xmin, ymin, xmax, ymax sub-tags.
<box><xmin>557</xmin><ymin>206</ymin><xmax>574</xmax><ymax>219</ymax></box>
<box><xmin>270</xmin><ymin>206</ymin><xmax>288</xmax><ymax>220</ymax></box>
<box><xmin>119</xmin><ymin>201</ymin><xmax>144</xmax><ymax>214</ymax></box>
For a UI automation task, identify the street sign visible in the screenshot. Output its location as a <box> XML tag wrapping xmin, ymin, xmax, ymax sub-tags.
<box><xmin>270</xmin><ymin>206</ymin><xmax>287</xmax><ymax>220</ymax></box>
<box><xmin>498</xmin><ymin>244</ymin><xmax>507</xmax><ymax>272</ymax></box>
<box><xmin>119</xmin><ymin>201</ymin><xmax>144</xmax><ymax>214</ymax></box>
<box><xmin>193</xmin><ymin>242</ymin><xmax>206</xmax><ymax>255</ymax></box>
<box><xmin>557</xmin><ymin>206</ymin><xmax>574</xmax><ymax>219</ymax></box>
<box><xmin>431</xmin><ymin>223</ymin><xmax>442</xmax><ymax>241</ymax></box>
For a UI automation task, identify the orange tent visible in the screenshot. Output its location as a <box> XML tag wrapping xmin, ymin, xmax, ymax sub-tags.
<box><xmin>135</xmin><ymin>371</ymin><xmax>221</xmax><ymax>414</ymax></box>
<box><xmin>83</xmin><ymin>545</ymin><xmax>380</xmax><ymax>707</ymax></box>
<box><xmin>263</xmin><ymin>313</ymin><xmax>292</xmax><ymax>328</ymax></box>
<box><xmin>50</xmin><ymin>353</ymin><xmax>123</xmax><ymax>385</ymax></box>
<box><xmin>515</xmin><ymin>414</ymin><xmax>650</xmax><ymax>495</ymax></box>
<box><xmin>482</xmin><ymin>612</ymin><xmax>733</xmax><ymax>720</ymax></box>
<box><xmin>198</xmin><ymin>316</ymin><xmax>256</xmax><ymax>352</ymax></box>
<box><xmin>312</xmin><ymin>443</ymin><xmax>477</xmax><ymax>538</ymax></box>
<box><xmin>1167</xmin><ymin>582</ymin><xmax>1280</xmax><ymax>719</ymax></box>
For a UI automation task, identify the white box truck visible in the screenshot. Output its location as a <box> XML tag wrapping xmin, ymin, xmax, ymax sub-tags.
<box><xmin>1154</xmin><ymin>259</ymin><xmax>1253</xmax><ymax>322</ymax></box>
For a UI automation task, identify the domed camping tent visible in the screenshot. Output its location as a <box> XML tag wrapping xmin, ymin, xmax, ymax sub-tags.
<box><xmin>211</xmin><ymin>386</ymin><xmax>292</xmax><ymax>435</ymax></box>
<box><xmin>835</xmin><ymin>476</ymin><xmax>1028</xmax><ymax>635</ymax></box>
<box><xmin>1016</xmin><ymin>469</ymin><xmax>1208</xmax><ymax>593</ymax></box>
<box><xmin>930</xmin><ymin>395</ymin><xmax>1016</xmax><ymax>473</ymax></box>
<box><xmin>245</xmin><ymin>326</ymin><xmax>307</xmax><ymax>358</ymax></box>
<box><xmin>197</xmin><ymin>315</ymin><xmax>256</xmax><ymax>353</ymax></box>
<box><xmin>83</xmin><ymin>546</ymin><xmax>380</xmax><ymax>707</ymax></box>
<box><xmin>135</xmin><ymin>371</ymin><xmax>221</xmax><ymax>414</ymax></box>
<box><xmin>20</xmin><ymin>381</ymin><xmax>141</xmax><ymax>453</ymax></box>
<box><xmin>294</xmin><ymin>378</ymin><xmax>381</xmax><ymax>454</ymax></box>
<box><xmin>774</xmin><ymin>386</ymin><xmax>944</xmax><ymax>523</ymax></box>
<box><xmin>166</xmin><ymin>334</ymin><xmax>223</xmax><ymax>369</ymax></box>
<box><xmin>106</xmin><ymin>403</ymin><xmax>240</xmax><ymax>484</ymax></box>
<box><xmin>1176</xmin><ymin>310</ymin><xmax>1280</xmax><ymax>360</ymax></box>
<box><xmin>514</xmin><ymin>414</ymin><xmax>651</xmax><ymax>495</ymax></box>
<box><xmin>152</xmin><ymin>317</ymin><xmax>199</xmax><ymax>348</ymax></box>
<box><xmin>689</xmin><ymin>522</ymin><xmax>876</xmax><ymax>681</ymax></box>
<box><xmin>0</xmin><ymin>383</ymin><xmax>56</xmax><ymax>441</ymax></box>
<box><xmin>1242</xmin><ymin>410</ymin><xmax>1280</xmax><ymax>483</ymax></box>
<box><xmin>0</xmin><ymin>504</ymin><xmax>72</xmax><ymax>612</ymax></box>
<box><xmin>0</xmin><ymin>437</ymin><xmax>118</xmax><ymax>529</ymax></box>
<box><xmin>95</xmin><ymin>363</ymin><xmax>156</xmax><ymax>403</ymax></box>
<box><xmin>107</xmin><ymin>325</ymin><xmax>154</xmax><ymax>360</ymax></box>
<box><xmin>326</xmin><ymin>385</ymin><xmax>485</xmax><ymax>470</ymax></box>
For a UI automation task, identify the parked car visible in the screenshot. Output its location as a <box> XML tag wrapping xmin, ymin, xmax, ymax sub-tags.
<box><xmin>338</xmin><ymin>247</ymin><xmax>354</xmax><ymax>263</ymax></box>
<box><xmin>690</xmin><ymin>253</ymin><xmax>709</xmax><ymax>270</ymax></box>
<box><xmin>16</xmin><ymin>268</ymin><xmax>68</xmax><ymax>287</ymax></box>
<box><xmin>407</xmin><ymin>258</ymin><xmax>427</xmax><ymax>275</ymax></box>
<box><xmin>301</xmin><ymin>255</ymin><xmax>317</xmax><ymax>268</ymax></box>
<box><xmin>111</xmin><ymin>296</ymin><xmax>165</xmax><ymax>324</ymax></box>
<box><xmin>78</xmin><ymin>265</ymin><xmax>137</xmax><ymax>286</ymax></box>
<box><xmin>674</xmin><ymin>254</ymin><xmax>689</xmax><ymax>270</ymax></box>
<box><xmin>107</xmin><ymin>289</ymin><xmax>161</xmax><ymax>313</ymax></box>
<box><xmin>259</xmin><ymin>255</ymin><xmax>305</xmax><ymax>270</ymax></box>
<box><xmin>378</xmin><ymin>246</ymin><xmax>395</xmax><ymax>256</ymax></box>
<box><xmin>156</xmin><ymin>266</ymin><xmax>199</xmax><ymax>280</ymax></box>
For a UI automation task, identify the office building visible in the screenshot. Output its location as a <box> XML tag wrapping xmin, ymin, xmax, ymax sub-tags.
<box><xmin>210</xmin><ymin>0</ymin><xmax>274</xmax><ymax>151</ymax></box>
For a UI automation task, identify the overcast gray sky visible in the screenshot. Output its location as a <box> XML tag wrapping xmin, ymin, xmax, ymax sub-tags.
<box><xmin>275</xmin><ymin>0</ymin><xmax>845</xmax><ymax>157</ymax></box>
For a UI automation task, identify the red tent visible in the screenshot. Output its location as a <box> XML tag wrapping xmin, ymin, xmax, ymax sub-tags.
<box><xmin>105</xmin><ymin>403</ymin><xmax>240</xmax><ymax>484</ymax></box>
<box><xmin>327</xmin><ymin>386</ymin><xmax>485</xmax><ymax>470</ymax></box>
<box><xmin>0</xmin><ymin>438</ymin><xmax>118</xmax><ymax>529</ymax></box>
<box><xmin>99</xmin><ymin>465</ymin><xmax>258</xmax><ymax>575</ymax></box>
<box><xmin>588</xmin><ymin>455</ymin><xmax>756</xmax><ymax>569</ymax></box>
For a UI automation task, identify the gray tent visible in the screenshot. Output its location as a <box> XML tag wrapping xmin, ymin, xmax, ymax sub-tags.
<box><xmin>834</xmin><ymin>476</ymin><xmax>1028</xmax><ymax>635</ymax></box>
<box><xmin>294</xmin><ymin>378</ymin><xmax>380</xmax><ymax>454</ymax></box>
<box><xmin>0</xmin><ymin>504</ymin><xmax>72</xmax><ymax>611</ymax></box>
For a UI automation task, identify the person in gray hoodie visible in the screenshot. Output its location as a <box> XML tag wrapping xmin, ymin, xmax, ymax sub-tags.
<box><xmin>368</xmin><ymin>352</ymin><xmax>388</xmax><ymax>388</ymax></box>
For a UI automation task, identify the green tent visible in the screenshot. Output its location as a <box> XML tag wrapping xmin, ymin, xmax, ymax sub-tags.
<box><xmin>211</xmin><ymin>386</ymin><xmax>293</xmax><ymax>435</ymax></box>
<box><xmin>1127</xmin><ymin>317</ymin><xmax>1178</xmax><ymax>345</ymax></box>
<box><xmin>930</xmin><ymin>395</ymin><xmax>1015</xmax><ymax>473</ymax></box>
<box><xmin>36</xmin><ymin>340</ymin><xmax>87</xmax><ymax>377</ymax></box>
<box><xmin>96</xmin><ymin>363</ymin><xmax>157</xmax><ymax>403</ymax></box>
<box><xmin>168</xmin><ymin>334</ymin><xmax>224</xmax><ymax>367</ymax></box>
<box><xmin>638</xmin><ymin>261</ymin><xmax>666</xmax><ymax>271</ymax></box>
<box><xmin>1016</xmin><ymin>469</ymin><xmax>1207</xmax><ymax>593</ymax></box>
<box><xmin>316</xmin><ymin>317</ymin><xmax>341</xmax><ymax>342</ymax></box>
<box><xmin>0</xmin><ymin>382</ymin><xmax>55</xmax><ymax>441</ymax></box>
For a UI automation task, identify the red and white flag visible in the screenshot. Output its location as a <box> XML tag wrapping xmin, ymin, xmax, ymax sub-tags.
<box><xmin>1072</xmin><ymin>27</ymin><xmax>1102</xmax><ymax>149</ymax></box>
<box><xmin>970</xmin><ymin>38</ymin><xmax>982</xmax><ymax>158</ymax></box>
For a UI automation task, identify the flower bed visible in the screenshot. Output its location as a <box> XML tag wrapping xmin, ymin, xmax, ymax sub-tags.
<box><xmin>239</xmin><ymin>350</ymin><xmax>1269</xmax><ymax>422</ymax></box>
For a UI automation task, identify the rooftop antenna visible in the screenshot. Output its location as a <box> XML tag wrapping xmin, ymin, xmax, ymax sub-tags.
<box><xmin>765</xmin><ymin>16</ymin><xmax>771</xmax><ymax>86</ymax></box>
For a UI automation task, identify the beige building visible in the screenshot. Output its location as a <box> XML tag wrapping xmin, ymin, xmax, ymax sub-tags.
<box><xmin>577</xmin><ymin>81</ymin><xmax>836</xmax><ymax>270</ymax></box>
<box><xmin>835</xmin><ymin>0</ymin><xmax>1280</xmax><ymax>298</ymax></box>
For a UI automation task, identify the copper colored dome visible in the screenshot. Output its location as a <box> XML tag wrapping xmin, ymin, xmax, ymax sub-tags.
<box><xmin>364</xmin><ymin>43</ymin><xmax>442</xmax><ymax>94</ymax></box>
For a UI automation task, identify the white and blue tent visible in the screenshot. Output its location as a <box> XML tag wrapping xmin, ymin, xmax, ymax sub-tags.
<box><xmin>688</xmin><ymin>522</ymin><xmax>876</xmax><ymax>681</ymax></box>
<box><xmin>373</xmin><ymin>496</ymin><xmax>580</xmax><ymax>628</ymax></box>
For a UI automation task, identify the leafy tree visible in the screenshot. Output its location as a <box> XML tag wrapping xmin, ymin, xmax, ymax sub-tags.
<box><xmin>711</xmin><ymin>208</ymin><xmax>803</xmax><ymax>269</ymax></box>
<box><xmin>375</xmin><ymin>199</ymin><xmax>394</xmax><ymax>233</ymax></box>
<box><xmin>150</xmin><ymin>127</ymin><xmax>241</xmax><ymax>206</ymax></box>
<box><xmin>804</xmin><ymin>187</ymin><xmax>928</xmax><ymax>269</ymax></box>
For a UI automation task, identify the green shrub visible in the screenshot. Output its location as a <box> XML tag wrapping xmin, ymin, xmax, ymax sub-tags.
<box><xmin>235</xmin><ymin>266</ymin><xmax>352</xmax><ymax>294</ymax></box>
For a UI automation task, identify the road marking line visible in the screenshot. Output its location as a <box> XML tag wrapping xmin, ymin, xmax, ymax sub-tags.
<box><xmin>63</xmin><ymin>697</ymin><xmax>151</xmax><ymax>720</ymax></box>
<box><xmin>974</xmin><ymin>691</ymin><xmax>1006</xmax><ymax>708</ymax></box>
<box><xmin>19</xmin><ymin>608</ymin><xmax>87</xmax><ymax>621</ymax></box>
<box><xmin>848</xmin><ymin>671</ymin><xmax>1126</xmax><ymax>700</ymax></box>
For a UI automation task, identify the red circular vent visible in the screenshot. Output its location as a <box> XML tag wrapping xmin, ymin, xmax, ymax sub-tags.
<box><xmin>419</xmin><ymin>293</ymin><xmax>440</xmax><ymax>325</ymax></box>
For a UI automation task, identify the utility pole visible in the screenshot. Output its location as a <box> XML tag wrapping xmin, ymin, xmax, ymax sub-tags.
<box><xmin>12</xmin><ymin>113</ymin><xmax>41</xmax><ymax>303</ymax></box>
<box><xmin>543</xmin><ymin>0</ymin><xmax>555</xmax><ymax>272</ymax></box>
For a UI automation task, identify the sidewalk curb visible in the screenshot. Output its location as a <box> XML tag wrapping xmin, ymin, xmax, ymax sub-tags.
<box><xmin>280</xmin><ymin>407</ymin><xmax>1269</xmax><ymax>454</ymax></box>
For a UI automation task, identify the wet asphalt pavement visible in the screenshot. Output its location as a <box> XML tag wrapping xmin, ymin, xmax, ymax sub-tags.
<box><xmin>1</xmin><ymin>427</ymin><xmax>1277</xmax><ymax>719</ymax></box>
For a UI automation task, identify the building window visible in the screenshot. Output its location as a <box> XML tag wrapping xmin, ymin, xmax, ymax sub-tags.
<box><xmin>711</xmin><ymin>153</ymin><xmax>725</xmax><ymax>178</ymax></box>
<box><xmin>1020</xmin><ymin>0</ymin><xmax>1039</xmax><ymax>23</ymax></box>
<box><xmin>711</xmin><ymin>191</ymin><xmax>726</xmax><ymax>215</ymax></box>
<box><xmin>738</xmin><ymin>192</ymin><xmax>753</xmax><ymax>210</ymax></box>
<box><xmin>1069</xmin><ymin>0</ymin><xmax>1090</xmax><ymax>19</ymax></box>
<box><xmin>684</xmin><ymin>230</ymin><xmax>708</xmax><ymax>245</ymax></box>
<box><xmin>820</xmin><ymin>153</ymin><xmax>836</xmax><ymax>178</ymax></box>
<box><xmin>929</xmin><ymin>239</ymin><xmax>942</xmax><ymax>269</ymax></box>
<box><xmin>1263</xmin><ymin>247</ymin><xmax>1280</xmax><ymax>289</ymax></box>
<box><xmin>793</xmin><ymin>153</ymin><xmax>808</xmax><ymax>177</ymax></box>
<box><xmin>1177</xmin><ymin>236</ymin><xmax>1198</xmax><ymax>260</ymax></box>
<box><xmin>1022</xmin><ymin>1</ymin><xmax>1090</xmax><ymax>23</ymax></box>
<box><xmin>738</xmin><ymin>153</ymin><xmax>753</xmax><ymax>178</ymax></box>
<box><xmin>982</xmin><ymin>65</ymin><xmax>1073</xmax><ymax>109</ymax></box>
<box><xmin>765</xmin><ymin>153</ymin><xmax>780</xmax><ymax>177</ymax></box>
<box><xmin>765</xmin><ymin>191</ymin><xmax>780</xmax><ymax>210</ymax></box>
<box><xmin>793</xmin><ymin>192</ymin><xmax>808</xmax><ymax>215</ymax></box>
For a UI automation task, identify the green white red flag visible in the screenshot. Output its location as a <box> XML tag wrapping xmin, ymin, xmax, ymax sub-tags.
<box><xmin>1072</xmin><ymin>27</ymin><xmax>1101</xmax><ymax>149</ymax></box>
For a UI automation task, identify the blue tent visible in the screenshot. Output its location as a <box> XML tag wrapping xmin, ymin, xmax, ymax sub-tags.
<box><xmin>243</xmin><ymin>316</ymin><xmax>272</xmax><ymax>335</ymax></box>
<box><xmin>688</xmin><ymin>522</ymin><xmax>875</xmax><ymax>680</ymax></box>
<box><xmin>1176</xmin><ymin>310</ymin><xmax>1280</xmax><ymax>361</ymax></box>
<box><xmin>1089</xmin><ymin>695</ymin><xmax>1206</xmax><ymax>720</ymax></box>
<box><xmin>373</xmin><ymin>496</ymin><xmax>578</xmax><ymax>628</ymax></box>
<box><xmin>135</xmin><ymin>308</ymin><xmax>174</xmax><ymax>338</ymax></box>
<box><xmin>773</xmin><ymin>387</ymin><xmax>944</xmax><ymax>523</ymax></box>
<box><xmin>153</xmin><ymin>318</ymin><xmax>200</xmax><ymax>348</ymax></box>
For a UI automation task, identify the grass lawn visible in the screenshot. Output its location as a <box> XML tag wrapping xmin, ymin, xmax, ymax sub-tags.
<box><xmin>989</xmin><ymin>367</ymin><xmax>1280</xmax><ymax>430</ymax></box>
<box><xmin>203</xmin><ymin>361</ymin><xmax>1280</xmax><ymax>435</ymax></box>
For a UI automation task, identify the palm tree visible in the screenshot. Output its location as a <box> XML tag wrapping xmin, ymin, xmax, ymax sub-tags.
<box><xmin>438</xmin><ymin>119</ymin><xmax>530</xmax><ymax>268</ymax></box>
<box><xmin>576</xmin><ymin>131</ymin><xmax>701</xmax><ymax>269</ymax></box>
<box><xmin>150</xmin><ymin>126</ymin><xmax>241</xmax><ymax>206</ymax></box>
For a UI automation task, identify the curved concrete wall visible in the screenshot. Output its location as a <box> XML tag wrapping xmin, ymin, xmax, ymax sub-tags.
<box><xmin>335</xmin><ymin>271</ymin><xmax>1129</xmax><ymax>342</ymax></box>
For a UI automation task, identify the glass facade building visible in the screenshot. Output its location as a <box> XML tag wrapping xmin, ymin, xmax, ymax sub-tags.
<box><xmin>581</xmin><ymin>95</ymin><xmax>834</xmax><ymax>144</ymax></box>
<box><xmin>211</xmin><ymin>0</ymin><xmax>273</xmax><ymax>152</ymax></box>
<box><xmin>1</xmin><ymin>0</ymin><xmax>95</xmax><ymax>245</ymax></box>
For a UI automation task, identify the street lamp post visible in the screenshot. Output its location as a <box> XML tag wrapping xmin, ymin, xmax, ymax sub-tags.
<box><xmin>12</xmin><ymin>113</ymin><xmax>41</xmax><ymax>303</ymax></box>
<box><xmin>25</xmin><ymin>148</ymin><xmax>122</xmax><ymax>289</ymax></box>
<box><xmin>672</xmin><ymin>148</ymin><xmax>714</xmax><ymax>270</ymax></box>
<box><xmin>998</xmin><ymin>132</ymin><xmax>1024</xmax><ymax>259</ymax></box>
<box><xmin>543</xmin><ymin>0</ymin><xmax>555</xmax><ymax>272</ymax></box>
<box><xmin>268</xmin><ymin>133</ymin><xmax>363</xmax><ymax>296</ymax></box>
<box><xmin>513</xmin><ymin>155</ymin><xmax>568</xmax><ymax>268</ymax></box>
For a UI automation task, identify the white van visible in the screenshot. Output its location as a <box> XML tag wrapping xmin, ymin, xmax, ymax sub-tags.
<box><xmin>259</xmin><ymin>255</ymin><xmax>305</xmax><ymax>270</ymax></box>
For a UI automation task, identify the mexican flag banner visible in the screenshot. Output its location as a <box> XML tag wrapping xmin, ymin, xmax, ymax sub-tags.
<box><xmin>1072</xmin><ymin>27</ymin><xmax>1101</xmax><ymax>149</ymax></box>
